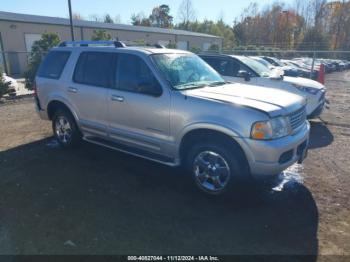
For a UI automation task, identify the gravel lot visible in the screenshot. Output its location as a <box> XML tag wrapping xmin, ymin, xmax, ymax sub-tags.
<box><xmin>0</xmin><ymin>72</ymin><xmax>349</xmax><ymax>256</ymax></box>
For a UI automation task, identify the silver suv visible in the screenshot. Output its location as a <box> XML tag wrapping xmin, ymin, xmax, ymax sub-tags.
<box><xmin>35</xmin><ymin>41</ymin><xmax>310</xmax><ymax>195</ymax></box>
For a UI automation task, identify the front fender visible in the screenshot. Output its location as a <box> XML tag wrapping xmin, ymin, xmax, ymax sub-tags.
<box><xmin>174</xmin><ymin>122</ymin><xmax>243</xmax><ymax>155</ymax></box>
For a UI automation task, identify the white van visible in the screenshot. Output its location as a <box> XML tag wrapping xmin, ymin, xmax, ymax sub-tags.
<box><xmin>200</xmin><ymin>54</ymin><xmax>326</xmax><ymax>118</ymax></box>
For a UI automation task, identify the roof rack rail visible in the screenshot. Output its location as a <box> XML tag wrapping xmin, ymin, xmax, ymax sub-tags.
<box><xmin>153</xmin><ymin>43</ymin><xmax>166</xmax><ymax>49</ymax></box>
<box><xmin>58</xmin><ymin>40</ymin><xmax>127</xmax><ymax>48</ymax></box>
<box><xmin>58</xmin><ymin>40</ymin><xmax>166</xmax><ymax>49</ymax></box>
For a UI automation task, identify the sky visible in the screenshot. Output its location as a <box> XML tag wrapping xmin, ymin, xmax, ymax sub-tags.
<box><xmin>0</xmin><ymin>0</ymin><xmax>295</xmax><ymax>25</ymax></box>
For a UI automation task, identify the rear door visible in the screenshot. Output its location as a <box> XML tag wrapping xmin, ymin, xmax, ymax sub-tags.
<box><xmin>107</xmin><ymin>53</ymin><xmax>171</xmax><ymax>155</ymax></box>
<box><xmin>68</xmin><ymin>51</ymin><xmax>115</xmax><ymax>137</ymax></box>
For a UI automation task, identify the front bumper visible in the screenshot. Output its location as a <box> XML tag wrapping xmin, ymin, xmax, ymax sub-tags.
<box><xmin>308</xmin><ymin>101</ymin><xmax>325</xmax><ymax>119</ymax></box>
<box><xmin>235</xmin><ymin>122</ymin><xmax>310</xmax><ymax>177</ymax></box>
<box><xmin>306</xmin><ymin>90</ymin><xmax>326</xmax><ymax>118</ymax></box>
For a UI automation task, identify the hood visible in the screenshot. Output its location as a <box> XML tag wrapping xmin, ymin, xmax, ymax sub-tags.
<box><xmin>183</xmin><ymin>83</ymin><xmax>306</xmax><ymax>117</ymax></box>
<box><xmin>283</xmin><ymin>76</ymin><xmax>325</xmax><ymax>89</ymax></box>
<box><xmin>283</xmin><ymin>66</ymin><xmax>297</xmax><ymax>71</ymax></box>
<box><xmin>269</xmin><ymin>67</ymin><xmax>285</xmax><ymax>79</ymax></box>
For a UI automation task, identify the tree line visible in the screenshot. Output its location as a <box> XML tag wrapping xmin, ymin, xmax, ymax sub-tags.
<box><xmin>22</xmin><ymin>0</ymin><xmax>350</xmax><ymax>90</ymax></box>
<box><xmin>73</xmin><ymin>0</ymin><xmax>350</xmax><ymax>52</ymax></box>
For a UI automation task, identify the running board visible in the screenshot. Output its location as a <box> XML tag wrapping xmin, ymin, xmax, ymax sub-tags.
<box><xmin>83</xmin><ymin>136</ymin><xmax>178</xmax><ymax>167</ymax></box>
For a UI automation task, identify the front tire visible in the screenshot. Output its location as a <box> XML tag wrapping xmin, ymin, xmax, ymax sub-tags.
<box><xmin>186</xmin><ymin>141</ymin><xmax>244</xmax><ymax>195</ymax></box>
<box><xmin>52</xmin><ymin>109</ymin><xmax>81</xmax><ymax>148</ymax></box>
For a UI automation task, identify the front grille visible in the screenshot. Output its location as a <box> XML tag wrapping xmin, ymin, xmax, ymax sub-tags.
<box><xmin>288</xmin><ymin>106</ymin><xmax>306</xmax><ymax>131</ymax></box>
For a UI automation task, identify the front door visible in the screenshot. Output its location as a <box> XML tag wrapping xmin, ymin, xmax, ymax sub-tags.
<box><xmin>107</xmin><ymin>53</ymin><xmax>170</xmax><ymax>154</ymax></box>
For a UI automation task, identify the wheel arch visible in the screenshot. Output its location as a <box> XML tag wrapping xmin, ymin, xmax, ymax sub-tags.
<box><xmin>178</xmin><ymin>127</ymin><xmax>250</xmax><ymax>174</ymax></box>
<box><xmin>47</xmin><ymin>99</ymin><xmax>79</xmax><ymax>125</ymax></box>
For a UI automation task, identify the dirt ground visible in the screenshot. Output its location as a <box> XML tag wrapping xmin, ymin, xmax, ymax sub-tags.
<box><xmin>0</xmin><ymin>72</ymin><xmax>349</xmax><ymax>257</ymax></box>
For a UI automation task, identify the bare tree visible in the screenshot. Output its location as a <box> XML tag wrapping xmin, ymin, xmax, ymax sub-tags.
<box><xmin>217</xmin><ymin>10</ymin><xmax>225</xmax><ymax>22</ymax></box>
<box><xmin>131</xmin><ymin>12</ymin><xmax>151</xmax><ymax>26</ymax></box>
<box><xmin>89</xmin><ymin>14</ymin><xmax>102</xmax><ymax>22</ymax></box>
<box><xmin>72</xmin><ymin>13</ymin><xmax>84</xmax><ymax>20</ymax></box>
<box><xmin>104</xmin><ymin>14</ymin><xmax>114</xmax><ymax>23</ymax></box>
<box><xmin>178</xmin><ymin>0</ymin><xmax>196</xmax><ymax>29</ymax></box>
<box><xmin>114</xmin><ymin>14</ymin><xmax>122</xmax><ymax>24</ymax></box>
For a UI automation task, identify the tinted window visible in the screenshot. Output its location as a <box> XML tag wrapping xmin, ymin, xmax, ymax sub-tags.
<box><xmin>73</xmin><ymin>52</ymin><xmax>115</xmax><ymax>88</ymax></box>
<box><xmin>202</xmin><ymin>57</ymin><xmax>221</xmax><ymax>72</ymax></box>
<box><xmin>37</xmin><ymin>51</ymin><xmax>71</xmax><ymax>79</ymax></box>
<box><xmin>203</xmin><ymin>57</ymin><xmax>249</xmax><ymax>77</ymax></box>
<box><xmin>116</xmin><ymin>54</ymin><xmax>161</xmax><ymax>95</ymax></box>
<box><xmin>230</xmin><ymin>59</ymin><xmax>247</xmax><ymax>76</ymax></box>
<box><xmin>202</xmin><ymin>57</ymin><xmax>236</xmax><ymax>76</ymax></box>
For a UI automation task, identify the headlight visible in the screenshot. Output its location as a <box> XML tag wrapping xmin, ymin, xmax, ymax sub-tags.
<box><xmin>251</xmin><ymin>116</ymin><xmax>291</xmax><ymax>140</ymax></box>
<box><xmin>292</xmin><ymin>84</ymin><xmax>319</xmax><ymax>95</ymax></box>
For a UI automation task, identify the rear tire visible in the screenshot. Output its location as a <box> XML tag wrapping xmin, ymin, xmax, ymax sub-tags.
<box><xmin>185</xmin><ymin>140</ymin><xmax>246</xmax><ymax>195</ymax></box>
<box><xmin>52</xmin><ymin>109</ymin><xmax>81</xmax><ymax>149</ymax></box>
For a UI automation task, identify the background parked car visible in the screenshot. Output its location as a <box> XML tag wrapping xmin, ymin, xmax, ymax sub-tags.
<box><xmin>2</xmin><ymin>73</ymin><xmax>18</xmax><ymax>97</ymax></box>
<box><xmin>259</xmin><ymin>56</ymin><xmax>299</xmax><ymax>77</ymax></box>
<box><xmin>200</xmin><ymin>54</ymin><xmax>326</xmax><ymax>118</ymax></box>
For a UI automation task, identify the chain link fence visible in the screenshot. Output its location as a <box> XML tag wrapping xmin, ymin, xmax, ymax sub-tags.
<box><xmin>1</xmin><ymin>48</ymin><xmax>350</xmax><ymax>78</ymax></box>
<box><xmin>200</xmin><ymin>49</ymin><xmax>350</xmax><ymax>79</ymax></box>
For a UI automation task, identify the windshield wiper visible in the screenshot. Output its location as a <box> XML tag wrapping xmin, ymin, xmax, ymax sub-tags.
<box><xmin>207</xmin><ymin>81</ymin><xmax>227</xmax><ymax>87</ymax></box>
<box><xmin>176</xmin><ymin>83</ymin><xmax>207</xmax><ymax>90</ymax></box>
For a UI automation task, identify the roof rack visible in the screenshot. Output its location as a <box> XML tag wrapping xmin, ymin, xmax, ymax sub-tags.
<box><xmin>153</xmin><ymin>43</ymin><xmax>166</xmax><ymax>49</ymax></box>
<box><xmin>58</xmin><ymin>40</ymin><xmax>127</xmax><ymax>48</ymax></box>
<box><xmin>58</xmin><ymin>40</ymin><xmax>166</xmax><ymax>49</ymax></box>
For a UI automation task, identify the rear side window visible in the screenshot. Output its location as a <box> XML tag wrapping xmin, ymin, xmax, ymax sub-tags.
<box><xmin>73</xmin><ymin>52</ymin><xmax>115</xmax><ymax>88</ymax></box>
<box><xmin>37</xmin><ymin>51</ymin><xmax>71</xmax><ymax>79</ymax></box>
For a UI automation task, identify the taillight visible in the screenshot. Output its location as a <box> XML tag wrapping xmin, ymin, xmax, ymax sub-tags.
<box><xmin>33</xmin><ymin>80</ymin><xmax>37</xmax><ymax>97</ymax></box>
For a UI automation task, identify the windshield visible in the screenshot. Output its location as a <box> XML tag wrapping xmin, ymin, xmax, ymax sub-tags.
<box><xmin>152</xmin><ymin>53</ymin><xmax>225</xmax><ymax>90</ymax></box>
<box><xmin>270</xmin><ymin>57</ymin><xmax>284</xmax><ymax>67</ymax></box>
<box><xmin>237</xmin><ymin>56</ymin><xmax>271</xmax><ymax>77</ymax></box>
<box><xmin>286</xmin><ymin>61</ymin><xmax>299</xmax><ymax>69</ymax></box>
<box><xmin>251</xmin><ymin>57</ymin><xmax>273</xmax><ymax>68</ymax></box>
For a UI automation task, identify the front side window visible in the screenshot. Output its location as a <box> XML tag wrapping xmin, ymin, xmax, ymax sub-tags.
<box><xmin>203</xmin><ymin>57</ymin><xmax>235</xmax><ymax>77</ymax></box>
<box><xmin>37</xmin><ymin>51</ymin><xmax>71</xmax><ymax>79</ymax></box>
<box><xmin>116</xmin><ymin>54</ymin><xmax>161</xmax><ymax>96</ymax></box>
<box><xmin>152</xmin><ymin>54</ymin><xmax>224</xmax><ymax>90</ymax></box>
<box><xmin>73</xmin><ymin>52</ymin><xmax>115</xmax><ymax>88</ymax></box>
<box><xmin>203</xmin><ymin>57</ymin><xmax>251</xmax><ymax>77</ymax></box>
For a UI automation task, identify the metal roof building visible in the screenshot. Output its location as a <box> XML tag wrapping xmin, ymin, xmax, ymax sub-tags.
<box><xmin>0</xmin><ymin>11</ymin><xmax>223</xmax><ymax>75</ymax></box>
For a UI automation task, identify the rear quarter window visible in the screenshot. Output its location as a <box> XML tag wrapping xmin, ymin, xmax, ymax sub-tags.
<box><xmin>37</xmin><ymin>51</ymin><xmax>71</xmax><ymax>79</ymax></box>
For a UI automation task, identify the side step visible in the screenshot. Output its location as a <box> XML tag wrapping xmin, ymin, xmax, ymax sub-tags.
<box><xmin>83</xmin><ymin>136</ymin><xmax>178</xmax><ymax>167</ymax></box>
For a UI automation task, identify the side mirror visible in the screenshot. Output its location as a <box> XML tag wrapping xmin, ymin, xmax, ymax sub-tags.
<box><xmin>237</xmin><ymin>70</ymin><xmax>251</xmax><ymax>81</ymax></box>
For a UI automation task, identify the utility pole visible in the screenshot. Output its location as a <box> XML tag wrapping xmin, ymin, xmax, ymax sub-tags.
<box><xmin>282</xmin><ymin>10</ymin><xmax>290</xmax><ymax>49</ymax></box>
<box><xmin>68</xmin><ymin>0</ymin><xmax>75</xmax><ymax>41</ymax></box>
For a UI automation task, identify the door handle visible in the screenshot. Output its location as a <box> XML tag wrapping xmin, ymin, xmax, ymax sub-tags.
<box><xmin>68</xmin><ymin>87</ymin><xmax>78</xmax><ymax>93</ymax></box>
<box><xmin>111</xmin><ymin>95</ymin><xmax>124</xmax><ymax>102</ymax></box>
